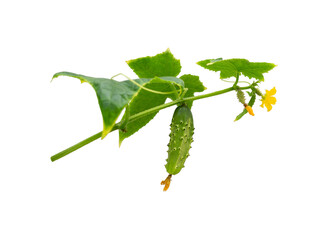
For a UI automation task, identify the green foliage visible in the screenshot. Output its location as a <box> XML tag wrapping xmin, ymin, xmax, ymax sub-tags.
<box><xmin>197</xmin><ymin>58</ymin><xmax>276</xmax><ymax>81</ymax></box>
<box><xmin>127</xmin><ymin>48</ymin><xmax>181</xmax><ymax>78</ymax></box>
<box><xmin>52</xmin><ymin>51</ymin><xmax>207</xmax><ymax>146</ymax></box>
<box><xmin>118</xmin><ymin>52</ymin><xmax>205</xmax><ymax>145</ymax></box>
<box><xmin>52</xmin><ymin>72</ymin><xmax>183</xmax><ymax>139</ymax></box>
<box><xmin>52</xmin><ymin>72</ymin><xmax>148</xmax><ymax>138</ymax></box>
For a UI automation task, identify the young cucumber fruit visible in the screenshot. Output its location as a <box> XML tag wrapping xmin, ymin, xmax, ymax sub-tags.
<box><xmin>161</xmin><ymin>104</ymin><xmax>194</xmax><ymax>191</ymax></box>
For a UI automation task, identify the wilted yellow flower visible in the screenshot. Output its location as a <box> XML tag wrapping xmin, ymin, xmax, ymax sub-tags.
<box><xmin>244</xmin><ymin>104</ymin><xmax>255</xmax><ymax>116</ymax></box>
<box><xmin>161</xmin><ymin>174</ymin><xmax>172</xmax><ymax>191</ymax></box>
<box><xmin>260</xmin><ymin>87</ymin><xmax>276</xmax><ymax>112</ymax></box>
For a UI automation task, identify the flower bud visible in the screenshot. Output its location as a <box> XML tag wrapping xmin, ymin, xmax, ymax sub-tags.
<box><xmin>254</xmin><ymin>88</ymin><xmax>263</xmax><ymax>97</ymax></box>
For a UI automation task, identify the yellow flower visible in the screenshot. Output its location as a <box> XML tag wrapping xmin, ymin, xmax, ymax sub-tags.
<box><xmin>260</xmin><ymin>87</ymin><xmax>276</xmax><ymax>112</ymax></box>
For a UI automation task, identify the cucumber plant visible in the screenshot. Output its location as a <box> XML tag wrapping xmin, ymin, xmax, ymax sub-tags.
<box><xmin>51</xmin><ymin>49</ymin><xmax>277</xmax><ymax>191</ymax></box>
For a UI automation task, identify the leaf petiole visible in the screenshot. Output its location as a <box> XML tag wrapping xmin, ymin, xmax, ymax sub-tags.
<box><xmin>221</xmin><ymin>79</ymin><xmax>251</xmax><ymax>85</ymax></box>
<box><xmin>232</xmin><ymin>72</ymin><xmax>240</xmax><ymax>88</ymax></box>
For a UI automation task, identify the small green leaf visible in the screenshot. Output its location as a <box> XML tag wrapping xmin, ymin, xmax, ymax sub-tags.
<box><xmin>52</xmin><ymin>72</ymin><xmax>152</xmax><ymax>139</ymax></box>
<box><xmin>197</xmin><ymin>58</ymin><xmax>276</xmax><ymax>81</ymax></box>
<box><xmin>179</xmin><ymin>74</ymin><xmax>206</xmax><ymax>108</ymax></box>
<box><xmin>127</xmin><ymin>49</ymin><xmax>181</xmax><ymax>78</ymax></box>
<box><xmin>118</xmin><ymin>76</ymin><xmax>184</xmax><ymax>146</ymax></box>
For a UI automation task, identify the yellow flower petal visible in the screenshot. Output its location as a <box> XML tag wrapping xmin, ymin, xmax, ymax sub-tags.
<box><xmin>265</xmin><ymin>102</ymin><xmax>273</xmax><ymax>111</ymax></box>
<box><xmin>268</xmin><ymin>87</ymin><xmax>276</xmax><ymax>96</ymax></box>
<box><xmin>268</xmin><ymin>96</ymin><xmax>276</xmax><ymax>105</ymax></box>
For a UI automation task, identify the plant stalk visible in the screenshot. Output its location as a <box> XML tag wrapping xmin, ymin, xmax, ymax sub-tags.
<box><xmin>51</xmin><ymin>85</ymin><xmax>252</xmax><ymax>161</ymax></box>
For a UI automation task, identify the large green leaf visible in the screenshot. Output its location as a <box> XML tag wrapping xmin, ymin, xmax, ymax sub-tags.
<box><xmin>197</xmin><ymin>58</ymin><xmax>276</xmax><ymax>81</ymax></box>
<box><xmin>52</xmin><ymin>72</ymin><xmax>152</xmax><ymax>139</ymax></box>
<box><xmin>126</xmin><ymin>49</ymin><xmax>181</xmax><ymax>78</ymax></box>
<box><xmin>118</xmin><ymin>49</ymin><xmax>184</xmax><ymax>145</ymax></box>
<box><xmin>179</xmin><ymin>74</ymin><xmax>206</xmax><ymax>109</ymax></box>
<box><xmin>118</xmin><ymin>76</ymin><xmax>184</xmax><ymax>146</ymax></box>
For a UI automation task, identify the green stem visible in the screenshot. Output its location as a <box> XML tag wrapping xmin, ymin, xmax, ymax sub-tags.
<box><xmin>51</xmin><ymin>131</ymin><xmax>102</xmax><ymax>161</ymax></box>
<box><xmin>50</xmin><ymin>85</ymin><xmax>252</xmax><ymax>161</ymax></box>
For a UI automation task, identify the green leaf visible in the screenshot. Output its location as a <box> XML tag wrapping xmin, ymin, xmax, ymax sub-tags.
<box><xmin>179</xmin><ymin>74</ymin><xmax>206</xmax><ymax>108</ymax></box>
<box><xmin>52</xmin><ymin>71</ymin><xmax>152</xmax><ymax>139</ymax></box>
<box><xmin>197</xmin><ymin>58</ymin><xmax>276</xmax><ymax>81</ymax></box>
<box><xmin>126</xmin><ymin>49</ymin><xmax>181</xmax><ymax>78</ymax></box>
<box><xmin>118</xmin><ymin>76</ymin><xmax>184</xmax><ymax>146</ymax></box>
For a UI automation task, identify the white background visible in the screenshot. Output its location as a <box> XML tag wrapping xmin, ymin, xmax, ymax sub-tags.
<box><xmin>1</xmin><ymin>0</ymin><xmax>332</xmax><ymax>239</ymax></box>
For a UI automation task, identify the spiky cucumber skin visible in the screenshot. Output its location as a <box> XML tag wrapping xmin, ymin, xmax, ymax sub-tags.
<box><xmin>165</xmin><ymin>104</ymin><xmax>194</xmax><ymax>175</ymax></box>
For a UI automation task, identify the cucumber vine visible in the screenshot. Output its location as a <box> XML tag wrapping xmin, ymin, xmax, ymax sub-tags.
<box><xmin>51</xmin><ymin>49</ymin><xmax>277</xmax><ymax>191</ymax></box>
